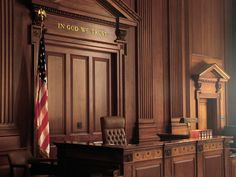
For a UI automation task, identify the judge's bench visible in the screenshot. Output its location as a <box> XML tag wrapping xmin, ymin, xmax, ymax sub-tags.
<box><xmin>55</xmin><ymin>136</ymin><xmax>233</xmax><ymax>177</ymax></box>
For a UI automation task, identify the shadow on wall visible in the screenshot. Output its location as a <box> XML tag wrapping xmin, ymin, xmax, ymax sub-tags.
<box><xmin>14</xmin><ymin>4</ymin><xmax>33</xmax><ymax>148</ymax></box>
<box><xmin>227</xmin><ymin>0</ymin><xmax>236</xmax><ymax>125</ymax></box>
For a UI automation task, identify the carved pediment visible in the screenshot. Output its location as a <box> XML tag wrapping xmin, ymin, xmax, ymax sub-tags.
<box><xmin>193</xmin><ymin>64</ymin><xmax>230</xmax><ymax>83</ymax></box>
<box><xmin>32</xmin><ymin>0</ymin><xmax>140</xmax><ymax>26</ymax></box>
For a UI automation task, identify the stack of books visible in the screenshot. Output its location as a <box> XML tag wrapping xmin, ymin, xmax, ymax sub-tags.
<box><xmin>190</xmin><ymin>129</ymin><xmax>213</xmax><ymax>139</ymax></box>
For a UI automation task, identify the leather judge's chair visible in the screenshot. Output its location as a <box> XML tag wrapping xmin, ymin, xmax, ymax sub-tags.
<box><xmin>99</xmin><ymin>116</ymin><xmax>126</xmax><ymax>177</ymax></box>
<box><xmin>8</xmin><ymin>149</ymin><xmax>57</xmax><ymax>177</ymax></box>
<box><xmin>100</xmin><ymin>116</ymin><xmax>127</xmax><ymax>146</ymax></box>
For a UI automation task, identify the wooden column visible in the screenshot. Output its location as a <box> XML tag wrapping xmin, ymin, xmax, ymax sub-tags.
<box><xmin>169</xmin><ymin>0</ymin><xmax>190</xmax><ymax>120</ymax></box>
<box><xmin>136</xmin><ymin>0</ymin><xmax>169</xmax><ymax>141</ymax></box>
<box><xmin>136</xmin><ymin>0</ymin><xmax>157</xmax><ymax>142</ymax></box>
<box><xmin>0</xmin><ymin>0</ymin><xmax>13</xmax><ymax>126</ymax></box>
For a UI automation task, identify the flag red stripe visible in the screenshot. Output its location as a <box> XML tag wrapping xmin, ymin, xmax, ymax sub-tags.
<box><xmin>38</xmin><ymin>89</ymin><xmax>47</xmax><ymax>105</ymax></box>
<box><xmin>38</xmin><ymin>112</ymin><xmax>49</xmax><ymax>137</ymax></box>
<box><xmin>41</xmin><ymin>133</ymin><xmax>50</xmax><ymax>151</ymax></box>
<box><xmin>35</xmin><ymin>86</ymin><xmax>47</xmax><ymax>118</ymax></box>
<box><xmin>39</xmin><ymin>90</ymin><xmax>48</xmax><ymax>108</ymax></box>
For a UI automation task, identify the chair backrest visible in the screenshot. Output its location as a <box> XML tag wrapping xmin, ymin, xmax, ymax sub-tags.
<box><xmin>8</xmin><ymin>149</ymin><xmax>32</xmax><ymax>167</ymax></box>
<box><xmin>8</xmin><ymin>149</ymin><xmax>33</xmax><ymax>177</ymax></box>
<box><xmin>100</xmin><ymin>116</ymin><xmax>127</xmax><ymax>145</ymax></box>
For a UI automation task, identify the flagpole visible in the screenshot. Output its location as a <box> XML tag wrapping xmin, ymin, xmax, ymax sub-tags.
<box><xmin>37</xmin><ymin>8</ymin><xmax>47</xmax><ymax>36</ymax></box>
<box><xmin>34</xmin><ymin>8</ymin><xmax>49</xmax><ymax>158</ymax></box>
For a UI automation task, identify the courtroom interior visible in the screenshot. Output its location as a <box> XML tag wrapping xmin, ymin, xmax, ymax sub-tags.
<box><xmin>1</xmin><ymin>0</ymin><xmax>236</xmax><ymax>177</ymax></box>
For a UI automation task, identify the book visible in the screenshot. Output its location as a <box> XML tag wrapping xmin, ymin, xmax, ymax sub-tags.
<box><xmin>190</xmin><ymin>129</ymin><xmax>213</xmax><ymax>139</ymax></box>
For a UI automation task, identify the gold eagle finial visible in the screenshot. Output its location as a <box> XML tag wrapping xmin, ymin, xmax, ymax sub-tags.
<box><xmin>37</xmin><ymin>8</ymin><xmax>47</xmax><ymax>23</ymax></box>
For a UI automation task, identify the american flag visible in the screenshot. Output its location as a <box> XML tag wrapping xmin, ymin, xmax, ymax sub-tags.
<box><xmin>35</xmin><ymin>32</ymin><xmax>50</xmax><ymax>157</ymax></box>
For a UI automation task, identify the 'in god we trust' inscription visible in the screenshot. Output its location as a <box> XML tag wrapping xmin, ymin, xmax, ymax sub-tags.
<box><xmin>57</xmin><ymin>23</ymin><xmax>108</xmax><ymax>37</ymax></box>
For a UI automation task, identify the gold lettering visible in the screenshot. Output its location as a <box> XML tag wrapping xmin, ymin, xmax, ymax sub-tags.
<box><xmin>57</xmin><ymin>23</ymin><xmax>65</xmax><ymax>29</ymax></box>
<box><xmin>80</xmin><ymin>27</ymin><xmax>87</xmax><ymax>33</ymax></box>
<box><xmin>70</xmin><ymin>25</ymin><xmax>75</xmax><ymax>31</ymax></box>
<box><xmin>57</xmin><ymin>23</ymin><xmax>108</xmax><ymax>37</ymax></box>
<box><xmin>102</xmin><ymin>32</ymin><xmax>107</xmax><ymax>37</ymax></box>
<box><xmin>66</xmin><ymin>25</ymin><xmax>71</xmax><ymax>30</ymax></box>
<box><xmin>74</xmin><ymin>26</ymin><xmax>79</xmax><ymax>32</ymax></box>
<box><xmin>91</xmin><ymin>29</ymin><xmax>96</xmax><ymax>35</ymax></box>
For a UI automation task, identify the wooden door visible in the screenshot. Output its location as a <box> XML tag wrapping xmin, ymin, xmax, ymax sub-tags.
<box><xmin>199</xmin><ymin>98</ymin><xmax>207</xmax><ymax>129</ymax></box>
<box><xmin>198</xmin><ymin>98</ymin><xmax>218</xmax><ymax>133</ymax></box>
<box><xmin>207</xmin><ymin>99</ymin><xmax>218</xmax><ymax>133</ymax></box>
<box><xmin>46</xmin><ymin>45</ymin><xmax>117</xmax><ymax>143</ymax></box>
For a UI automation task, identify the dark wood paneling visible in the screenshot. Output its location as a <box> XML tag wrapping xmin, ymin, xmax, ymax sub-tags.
<box><xmin>204</xmin><ymin>154</ymin><xmax>223</xmax><ymax>177</ymax></box>
<box><xmin>189</xmin><ymin>0</ymin><xmax>227</xmax><ymax>130</ymax></box>
<box><xmin>0</xmin><ymin>0</ymin><xmax>13</xmax><ymax>125</ymax></box>
<box><xmin>125</xmin><ymin>27</ymin><xmax>137</xmax><ymax>142</ymax></box>
<box><xmin>169</xmin><ymin>0</ymin><xmax>190</xmax><ymax>119</ymax></box>
<box><xmin>44</xmin><ymin>44</ymin><xmax>113</xmax><ymax>141</ymax></box>
<box><xmin>197</xmin><ymin>140</ymin><xmax>225</xmax><ymax>177</ymax></box>
<box><xmin>135</xmin><ymin>164</ymin><xmax>162</xmax><ymax>177</ymax></box>
<box><xmin>123</xmin><ymin>0</ymin><xmax>132</xmax><ymax>8</ymax></box>
<box><xmin>136</xmin><ymin>0</ymin><xmax>169</xmax><ymax>142</ymax></box>
<box><xmin>191</xmin><ymin>0</ymin><xmax>224</xmax><ymax>59</ymax></box>
<box><xmin>152</xmin><ymin>0</ymin><xmax>169</xmax><ymax>133</ymax></box>
<box><xmin>230</xmin><ymin>155</ymin><xmax>236</xmax><ymax>177</ymax></box>
<box><xmin>93</xmin><ymin>58</ymin><xmax>110</xmax><ymax>133</ymax></box>
<box><xmin>164</xmin><ymin>142</ymin><xmax>196</xmax><ymax>177</ymax></box>
<box><xmin>71</xmin><ymin>55</ymin><xmax>89</xmax><ymax>134</ymax></box>
<box><xmin>47</xmin><ymin>53</ymin><xmax>66</xmax><ymax>135</ymax></box>
<box><xmin>173</xmin><ymin>157</ymin><xmax>196</xmax><ymax>177</ymax></box>
<box><xmin>0</xmin><ymin>136</ymin><xmax>21</xmax><ymax>150</ymax></box>
<box><xmin>137</xmin><ymin>0</ymin><xmax>153</xmax><ymax>120</ymax></box>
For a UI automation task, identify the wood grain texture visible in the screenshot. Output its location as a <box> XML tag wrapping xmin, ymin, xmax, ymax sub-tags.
<box><xmin>135</xmin><ymin>164</ymin><xmax>162</xmax><ymax>177</ymax></box>
<box><xmin>230</xmin><ymin>155</ymin><xmax>236</xmax><ymax>177</ymax></box>
<box><xmin>47</xmin><ymin>53</ymin><xmax>66</xmax><ymax>135</ymax></box>
<box><xmin>173</xmin><ymin>157</ymin><xmax>196</xmax><ymax>177</ymax></box>
<box><xmin>152</xmin><ymin>0</ymin><xmax>170</xmax><ymax>133</ymax></box>
<box><xmin>93</xmin><ymin>58</ymin><xmax>110</xmax><ymax>133</ymax></box>
<box><xmin>199</xmin><ymin>99</ymin><xmax>207</xmax><ymax>129</ymax></box>
<box><xmin>0</xmin><ymin>0</ymin><xmax>233</xmax><ymax>176</ymax></box>
<box><xmin>0</xmin><ymin>0</ymin><xmax>13</xmax><ymax>125</ymax></box>
<box><xmin>44</xmin><ymin>43</ymin><xmax>113</xmax><ymax>142</ymax></box>
<box><xmin>71</xmin><ymin>55</ymin><xmax>89</xmax><ymax>134</ymax></box>
<box><xmin>137</xmin><ymin>0</ymin><xmax>153</xmax><ymax>120</ymax></box>
<box><xmin>191</xmin><ymin>0</ymin><xmax>225</xmax><ymax>59</ymax></box>
<box><xmin>136</xmin><ymin>0</ymin><xmax>170</xmax><ymax>142</ymax></box>
<box><xmin>169</xmin><ymin>0</ymin><xmax>189</xmax><ymax>119</ymax></box>
<box><xmin>204</xmin><ymin>154</ymin><xmax>223</xmax><ymax>177</ymax></box>
<box><xmin>189</xmin><ymin>0</ymin><xmax>227</xmax><ymax>129</ymax></box>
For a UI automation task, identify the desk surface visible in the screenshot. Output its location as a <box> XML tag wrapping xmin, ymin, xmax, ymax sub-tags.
<box><xmin>54</xmin><ymin>136</ymin><xmax>232</xmax><ymax>177</ymax></box>
<box><xmin>54</xmin><ymin>135</ymin><xmax>232</xmax><ymax>147</ymax></box>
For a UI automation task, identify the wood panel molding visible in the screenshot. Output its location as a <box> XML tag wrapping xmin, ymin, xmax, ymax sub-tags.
<box><xmin>203</xmin><ymin>142</ymin><xmax>223</xmax><ymax>152</ymax></box>
<box><xmin>190</xmin><ymin>0</ymin><xmax>225</xmax><ymax>59</ymax></box>
<box><xmin>169</xmin><ymin>0</ymin><xmax>190</xmax><ymax>120</ymax></box>
<box><xmin>133</xmin><ymin>149</ymin><xmax>162</xmax><ymax>162</ymax></box>
<box><xmin>135</xmin><ymin>164</ymin><xmax>162</xmax><ymax>177</ymax></box>
<box><xmin>0</xmin><ymin>0</ymin><xmax>14</xmax><ymax>127</ymax></box>
<box><xmin>192</xmin><ymin>64</ymin><xmax>230</xmax><ymax>131</ymax></box>
<box><xmin>136</xmin><ymin>0</ymin><xmax>160</xmax><ymax>143</ymax></box>
<box><xmin>229</xmin><ymin>155</ymin><xmax>236</xmax><ymax>177</ymax></box>
<box><xmin>172</xmin><ymin>158</ymin><xmax>196</xmax><ymax>177</ymax></box>
<box><xmin>137</xmin><ymin>0</ymin><xmax>153</xmax><ymax>121</ymax></box>
<box><xmin>172</xmin><ymin>145</ymin><xmax>196</xmax><ymax>157</ymax></box>
<box><xmin>32</xmin><ymin>0</ymin><xmax>139</xmax><ymax>27</ymax></box>
<box><xmin>31</xmin><ymin>3</ymin><xmax>130</xmax><ymax>143</ymax></box>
